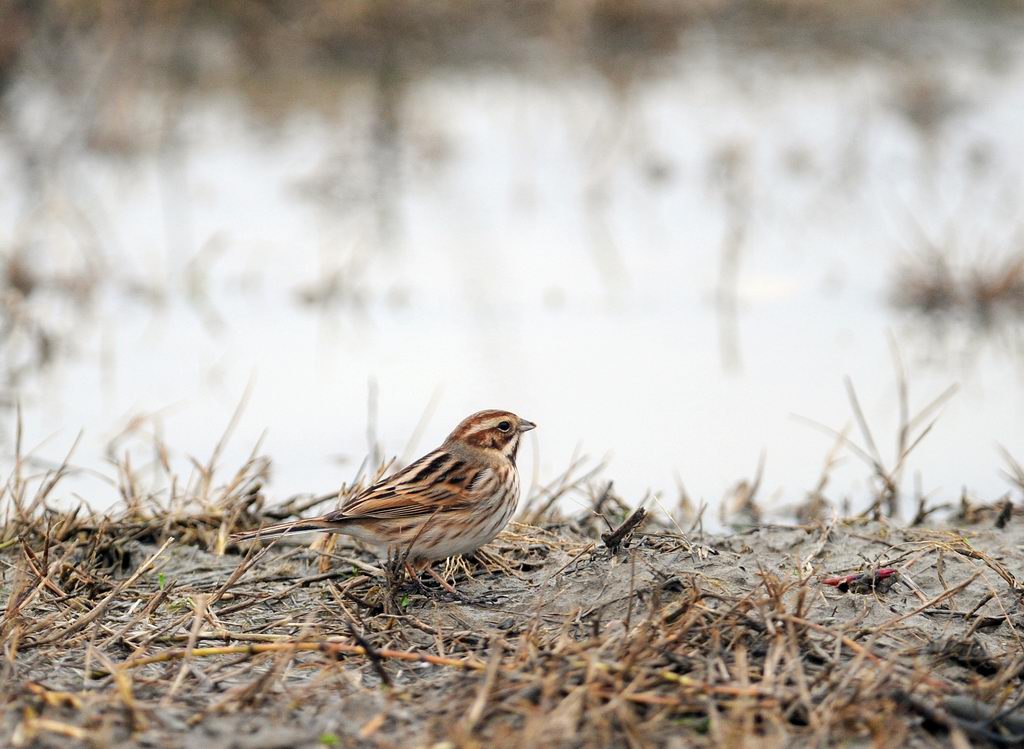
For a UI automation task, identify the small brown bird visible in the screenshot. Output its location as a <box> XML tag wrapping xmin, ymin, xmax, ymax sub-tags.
<box><xmin>232</xmin><ymin>410</ymin><xmax>536</xmax><ymax>569</ymax></box>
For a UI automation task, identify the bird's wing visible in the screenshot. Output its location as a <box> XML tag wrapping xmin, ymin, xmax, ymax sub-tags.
<box><xmin>322</xmin><ymin>449</ymin><xmax>492</xmax><ymax>522</ymax></box>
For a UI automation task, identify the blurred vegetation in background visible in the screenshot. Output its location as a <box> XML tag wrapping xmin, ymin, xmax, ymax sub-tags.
<box><xmin>3</xmin><ymin>0</ymin><xmax>1024</xmax><ymax>395</ymax></box>
<box><xmin>4</xmin><ymin>1</ymin><xmax>1024</xmax><ymax>97</ymax></box>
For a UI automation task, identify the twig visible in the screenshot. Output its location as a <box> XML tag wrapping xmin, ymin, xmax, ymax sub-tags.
<box><xmin>345</xmin><ymin>621</ymin><xmax>391</xmax><ymax>687</ymax></box>
<box><xmin>93</xmin><ymin>640</ymin><xmax>489</xmax><ymax>678</ymax></box>
<box><xmin>602</xmin><ymin>507</ymin><xmax>647</xmax><ymax>551</ymax></box>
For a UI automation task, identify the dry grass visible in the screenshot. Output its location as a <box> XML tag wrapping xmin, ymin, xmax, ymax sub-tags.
<box><xmin>891</xmin><ymin>250</ymin><xmax>1024</xmax><ymax>327</ymax></box>
<box><xmin>2</xmin><ymin>418</ymin><xmax>1024</xmax><ymax>748</ymax></box>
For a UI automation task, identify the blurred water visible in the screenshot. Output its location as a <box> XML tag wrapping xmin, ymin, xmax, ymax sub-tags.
<box><xmin>2</xmin><ymin>18</ymin><xmax>1024</xmax><ymax>519</ymax></box>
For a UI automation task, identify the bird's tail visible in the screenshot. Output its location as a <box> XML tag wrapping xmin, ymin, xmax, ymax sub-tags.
<box><xmin>231</xmin><ymin>518</ymin><xmax>334</xmax><ymax>543</ymax></box>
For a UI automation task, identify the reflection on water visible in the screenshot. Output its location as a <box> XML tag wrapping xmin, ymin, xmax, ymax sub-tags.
<box><xmin>2</xmin><ymin>6</ymin><xmax>1024</xmax><ymax>521</ymax></box>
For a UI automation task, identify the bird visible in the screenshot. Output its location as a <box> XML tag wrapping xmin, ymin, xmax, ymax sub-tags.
<box><xmin>232</xmin><ymin>410</ymin><xmax>536</xmax><ymax>582</ymax></box>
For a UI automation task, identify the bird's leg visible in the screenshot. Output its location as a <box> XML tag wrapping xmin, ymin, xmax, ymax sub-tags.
<box><xmin>405</xmin><ymin>560</ymin><xmax>468</xmax><ymax>601</ymax></box>
<box><xmin>423</xmin><ymin>564</ymin><xmax>459</xmax><ymax>595</ymax></box>
<box><xmin>403</xmin><ymin>561</ymin><xmax>434</xmax><ymax>596</ymax></box>
<box><xmin>406</xmin><ymin>559</ymin><xmax>502</xmax><ymax>606</ymax></box>
<box><xmin>423</xmin><ymin>562</ymin><xmax>503</xmax><ymax>606</ymax></box>
<box><xmin>407</xmin><ymin>559</ymin><xmax>468</xmax><ymax>601</ymax></box>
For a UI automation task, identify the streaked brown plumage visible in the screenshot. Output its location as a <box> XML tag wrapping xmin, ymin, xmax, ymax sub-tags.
<box><xmin>232</xmin><ymin>410</ymin><xmax>536</xmax><ymax>563</ymax></box>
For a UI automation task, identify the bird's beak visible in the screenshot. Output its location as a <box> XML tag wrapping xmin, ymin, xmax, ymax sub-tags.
<box><xmin>518</xmin><ymin>419</ymin><xmax>536</xmax><ymax>433</ymax></box>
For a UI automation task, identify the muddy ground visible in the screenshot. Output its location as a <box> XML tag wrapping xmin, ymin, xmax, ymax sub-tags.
<box><xmin>2</xmin><ymin>503</ymin><xmax>1024</xmax><ymax>748</ymax></box>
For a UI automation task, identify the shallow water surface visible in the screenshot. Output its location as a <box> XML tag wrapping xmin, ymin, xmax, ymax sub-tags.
<box><xmin>2</xmin><ymin>16</ymin><xmax>1024</xmax><ymax>519</ymax></box>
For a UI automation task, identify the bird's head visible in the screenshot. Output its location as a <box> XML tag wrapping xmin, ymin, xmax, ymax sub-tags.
<box><xmin>446</xmin><ymin>409</ymin><xmax>536</xmax><ymax>461</ymax></box>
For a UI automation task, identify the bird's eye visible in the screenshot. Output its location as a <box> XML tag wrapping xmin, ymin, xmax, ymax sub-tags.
<box><xmin>497</xmin><ymin>421</ymin><xmax>512</xmax><ymax>432</ymax></box>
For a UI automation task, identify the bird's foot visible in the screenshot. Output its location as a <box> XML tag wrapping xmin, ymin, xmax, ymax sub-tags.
<box><xmin>397</xmin><ymin>562</ymin><xmax>514</xmax><ymax>606</ymax></box>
